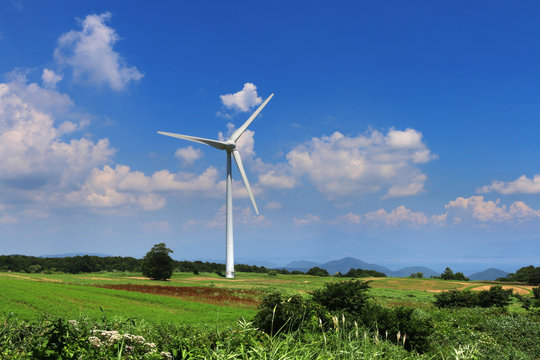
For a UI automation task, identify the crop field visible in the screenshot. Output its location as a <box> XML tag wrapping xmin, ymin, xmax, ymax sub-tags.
<box><xmin>0</xmin><ymin>271</ymin><xmax>534</xmax><ymax>324</ymax></box>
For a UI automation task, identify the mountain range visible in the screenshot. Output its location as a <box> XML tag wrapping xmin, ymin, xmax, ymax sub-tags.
<box><xmin>282</xmin><ymin>257</ymin><xmax>507</xmax><ymax>280</ymax></box>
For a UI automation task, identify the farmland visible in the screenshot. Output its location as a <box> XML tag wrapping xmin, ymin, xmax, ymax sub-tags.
<box><xmin>1</xmin><ymin>271</ymin><xmax>539</xmax><ymax>359</ymax></box>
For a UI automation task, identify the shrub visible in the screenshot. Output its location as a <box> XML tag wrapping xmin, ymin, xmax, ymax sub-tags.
<box><xmin>253</xmin><ymin>293</ymin><xmax>329</xmax><ymax>335</ymax></box>
<box><xmin>434</xmin><ymin>286</ymin><xmax>513</xmax><ymax>308</ymax></box>
<box><xmin>532</xmin><ymin>287</ymin><xmax>540</xmax><ymax>299</ymax></box>
<box><xmin>476</xmin><ymin>286</ymin><xmax>513</xmax><ymax>308</ymax></box>
<box><xmin>306</xmin><ymin>267</ymin><xmax>329</xmax><ymax>277</ymax></box>
<box><xmin>311</xmin><ymin>279</ymin><xmax>371</xmax><ymax>315</ymax></box>
<box><xmin>433</xmin><ymin>290</ymin><xmax>477</xmax><ymax>308</ymax></box>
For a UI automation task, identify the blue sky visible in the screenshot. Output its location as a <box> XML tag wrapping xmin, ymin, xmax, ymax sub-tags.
<box><xmin>1</xmin><ymin>1</ymin><xmax>539</xmax><ymax>273</ymax></box>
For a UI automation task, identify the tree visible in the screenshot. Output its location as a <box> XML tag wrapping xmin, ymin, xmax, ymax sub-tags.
<box><xmin>141</xmin><ymin>243</ymin><xmax>174</xmax><ymax>281</ymax></box>
<box><xmin>441</xmin><ymin>267</ymin><xmax>454</xmax><ymax>280</ymax></box>
<box><xmin>306</xmin><ymin>266</ymin><xmax>329</xmax><ymax>277</ymax></box>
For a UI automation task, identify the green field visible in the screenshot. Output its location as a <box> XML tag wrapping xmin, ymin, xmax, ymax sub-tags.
<box><xmin>1</xmin><ymin>272</ymin><xmax>538</xmax><ymax>359</ymax></box>
<box><xmin>0</xmin><ymin>271</ymin><xmax>534</xmax><ymax>324</ymax></box>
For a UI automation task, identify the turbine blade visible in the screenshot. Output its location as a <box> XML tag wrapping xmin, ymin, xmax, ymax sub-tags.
<box><xmin>230</xmin><ymin>93</ymin><xmax>274</xmax><ymax>142</ymax></box>
<box><xmin>232</xmin><ymin>149</ymin><xmax>259</xmax><ymax>215</ymax></box>
<box><xmin>157</xmin><ymin>131</ymin><xmax>227</xmax><ymax>150</ymax></box>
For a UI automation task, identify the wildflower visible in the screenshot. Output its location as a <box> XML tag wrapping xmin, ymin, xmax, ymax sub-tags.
<box><xmin>88</xmin><ymin>336</ymin><xmax>101</xmax><ymax>347</ymax></box>
<box><xmin>68</xmin><ymin>320</ymin><xmax>78</xmax><ymax>328</ymax></box>
<box><xmin>161</xmin><ymin>351</ymin><xmax>173</xmax><ymax>360</ymax></box>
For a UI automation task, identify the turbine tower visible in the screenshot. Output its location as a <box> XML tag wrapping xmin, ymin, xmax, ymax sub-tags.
<box><xmin>158</xmin><ymin>93</ymin><xmax>274</xmax><ymax>278</ymax></box>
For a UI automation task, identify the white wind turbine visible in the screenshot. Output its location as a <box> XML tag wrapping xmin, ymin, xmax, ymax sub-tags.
<box><xmin>158</xmin><ymin>93</ymin><xmax>274</xmax><ymax>278</ymax></box>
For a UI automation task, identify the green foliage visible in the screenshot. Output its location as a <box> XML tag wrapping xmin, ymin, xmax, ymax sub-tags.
<box><xmin>311</xmin><ymin>279</ymin><xmax>371</xmax><ymax>315</ymax></box>
<box><xmin>141</xmin><ymin>243</ymin><xmax>174</xmax><ymax>281</ymax></box>
<box><xmin>342</xmin><ymin>268</ymin><xmax>387</xmax><ymax>278</ymax></box>
<box><xmin>306</xmin><ymin>266</ymin><xmax>329</xmax><ymax>277</ymax></box>
<box><xmin>533</xmin><ymin>287</ymin><xmax>540</xmax><ymax>299</ymax></box>
<box><xmin>434</xmin><ymin>286</ymin><xmax>513</xmax><ymax>308</ymax></box>
<box><xmin>497</xmin><ymin>265</ymin><xmax>540</xmax><ymax>285</ymax></box>
<box><xmin>252</xmin><ymin>293</ymin><xmax>329</xmax><ymax>335</ymax></box>
<box><xmin>429</xmin><ymin>308</ymin><xmax>540</xmax><ymax>359</ymax></box>
<box><xmin>409</xmin><ymin>272</ymin><xmax>424</xmax><ymax>279</ymax></box>
<box><xmin>267</xmin><ymin>270</ymin><xmax>278</xmax><ymax>277</ymax></box>
<box><xmin>440</xmin><ymin>267</ymin><xmax>469</xmax><ymax>281</ymax></box>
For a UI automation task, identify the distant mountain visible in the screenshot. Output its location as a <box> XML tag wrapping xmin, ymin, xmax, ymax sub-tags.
<box><xmin>468</xmin><ymin>268</ymin><xmax>508</xmax><ymax>281</ymax></box>
<box><xmin>284</xmin><ymin>260</ymin><xmax>321</xmax><ymax>271</ymax></box>
<box><xmin>388</xmin><ymin>266</ymin><xmax>439</xmax><ymax>278</ymax></box>
<box><xmin>322</xmin><ymin>257</ymin><xmax>392</xmax><ymax>275</ymax></box>
<box><xmin>282</xmin><ymin>257</ymin><xmax>439</xmax><ymax>277</ymax></box>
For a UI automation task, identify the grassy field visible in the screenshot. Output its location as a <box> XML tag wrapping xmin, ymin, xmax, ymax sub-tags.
<box><xmin>0</xmin><ymin>271</ymin><xmax>534</xmax><ymax>324</ymax></box>
<box><xmin>1</xmin><ymin>271</ymin><xmax>538</xmax><ymax>359</ymax></box>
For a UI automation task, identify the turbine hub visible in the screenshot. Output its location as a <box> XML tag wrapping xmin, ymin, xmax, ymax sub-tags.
<box><xmin>224</xmin><ymin>140</ymin><xmax>236</xmax><ymax>151</ymax></box>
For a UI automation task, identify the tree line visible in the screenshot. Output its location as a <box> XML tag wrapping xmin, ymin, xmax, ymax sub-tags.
<box><xmin>0</xmin><ymin>254</ymin><xmax>275</xmax><ymax>275</ymax></box>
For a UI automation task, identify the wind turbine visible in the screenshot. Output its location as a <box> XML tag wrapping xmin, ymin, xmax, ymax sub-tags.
<box><xmin>157</xmin><ymin>93</ymin><xmax>274</xmax><ymax>278</ymax></box>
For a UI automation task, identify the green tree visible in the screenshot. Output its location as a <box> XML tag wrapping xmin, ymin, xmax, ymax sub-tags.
<box><xmin>141</xmin><ymin>243</ymin><xmax>174</xmax><ymax>281</ymax></box>
<box><xmin>440</xmin><ymin>267</ymin><xmax>454</xmax><ymax>280</ymax></box>
<box><xmin>306</xmin><ymin>266</ymin><xmax>329</xmax><ymax>277</ymax></box>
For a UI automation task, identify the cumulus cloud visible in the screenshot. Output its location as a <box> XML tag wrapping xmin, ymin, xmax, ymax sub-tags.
<box><xmin>477</xmin><ymin>174</ymin><xmax>540</xmax><ymax>195</ymax></box>
<box><xmin>183</xmin><ymin>205</ymin><xmax>271</xmax><ymax>228</ymax></box>
<box><xmin>41</xmin><ymin>68</ymin><xmax>63</xmax><ymax>88</ymax></box>
<box><xmin>445</xmin><ymin>195</ymin><xmax>540</xmax><ymax>224</ymax></box>
<box><xmin>54</xmin><ymin>12</ymin><xmax>143</xmax><ymax>91</ymax></box>
<box><xmin>175</xmin><ymin>146</ymin><xmax>202</xmax><ymax>166</ymax></box>
<box><xmin>285</xmin><ymin>128</ymin><xmax>435</xmax><ymax>198</ymax></box>
<box><xmin>258</xmin><ymin>171</ymin><xmax>296</xmax><ymax>189</ymax></box>
<box><xmin>65</xmin><ymin>164</ymin><xmax>223</xmax><ymax>211</ymax></box>
<box><xmin>220</xmin><ymin>83</ymin><xmax>262</xmax><ymax>112</ymax></box>
<box><xmin>0</xmin><ymin>77</ymin><xmax>114</xmax><ymax>193</ymax></box>
<box><xmin>293</xmin><ymin>214</ymin><xmax>322</xmax><ymax>226</ymax></box>
<box><xmin>364</xmin><ymin>206</ymin><xmax>435</xmax><ymax>227</ymax></box>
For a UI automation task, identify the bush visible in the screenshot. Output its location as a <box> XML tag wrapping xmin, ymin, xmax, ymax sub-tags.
<box><xmin>306</xmin><ymin>267</ymin><xmax>329</xmax><ymax>277</ymax></box>
<box><xmin>311</xmin><ymin>279</ymin><xmax>371</xmax><ymax>315</ymax></box>
<box><xmin>532</xmin><ymin>287</ymin><xmax>540</xmax><ymax>299</ymax></box>
<box><xmin>253</xmin><ymin>293</ymin><xmax>328</xmax><ymax>335</ymax></box>
<box><xmin>434</xmin><ymin>286</ymin><xmax>513</xmax><ymax>308</ymax></box>
<box><xmin>434</xmin><ymin>290</ymin><xmax>477</xmax><ymax>308</ymax></box>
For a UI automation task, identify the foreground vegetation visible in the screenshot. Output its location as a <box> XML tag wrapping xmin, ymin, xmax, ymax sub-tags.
<box><xmin>1</xmin><ymin>271</ymin><xmax>538</xmax><ymax>359</ymax></box>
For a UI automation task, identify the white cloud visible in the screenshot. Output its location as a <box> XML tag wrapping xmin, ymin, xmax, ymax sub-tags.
<box><xmin>258</xmin><ymin>171</ymin><xmax>296</xmax><ymax>189</ymax></box>
<box><xmin>0</xmin><ymin>77</ymin><xmax>114</xmax><ymax>192</ymax></box>
<box><xmin>54</xmin><ymin>12</ymin><xmax>143</xmax><ymax>91</ymax></box>
<box><xmin>445</xmin><ymin>195</ymin><xmax>540</xmax><ymax>224</ymax></box>
<box><xmin>364</xmin><ymin>206</ymin><xmax>432</xmax><ymax>227</ymax></box>
<box><xmin>65</xmin><ymin>164</ymin><xmax>224</xmax><ymax>211</ymax></box>
<box><xmin>41</xmin><ymin>68</ymin><xmax>63</xmax><ymax>88</ymax></box>
<box><xmin>285</xmin><ymin>128</ymin><xmax>435</xmax><ymax>198</ymax></box>
<box><xmin>334</xmin><ymin>212</ymin><xmax>362</xmax><ymax>224</ymax></box>
<box><xmin>220</xmin><ymin>83</ymin><xmax>262</xmax><ymax>112</ymax></box>
<box><xmin>175</xmin><ymin>146</ymin><xmax>202</xmax><ymax>166</ymax></box>
<box><xmin>266</xmin><ymin>201</ymin><xmax>282</xmax><ymax>210</ymax></box>
<box><xmin>478</xmin><ymin>174</ymin><xmax>540</xmax><ymax>195</ymax></box>
<box><xmin>294</xmin><ymin>214</ymin><xmax>322</xmax><ymax>226</ymax></box>
<box><xmin>384</xmin><ymin>174</ymin><xmax>427</xmax><ymax>198</ymax></box>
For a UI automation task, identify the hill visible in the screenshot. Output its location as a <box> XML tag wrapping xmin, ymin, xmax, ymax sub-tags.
<box><xmin>282</xmin><ymin>257</ymin><xmax>439</xmax><ymax>277</ymax></box>
<box><xmin>468</xmin><ymin>268</ymin><xmax>508</xmax><ymax>281</ymax></box>
<box><xmin>389</xmin><ymin>266</ymin><xmax>439</xmax><ymax>278</ymax></box>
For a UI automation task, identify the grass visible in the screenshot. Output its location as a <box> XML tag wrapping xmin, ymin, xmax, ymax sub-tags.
<box><xmin>0</xmin><ymin>275</ymin><xmax>254</xmax><ymax>326</ymax></box>
<box><xmin>0</xmin><ymin>271</ymin><xmax>533</xmax><ymax>324</ymax></box>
